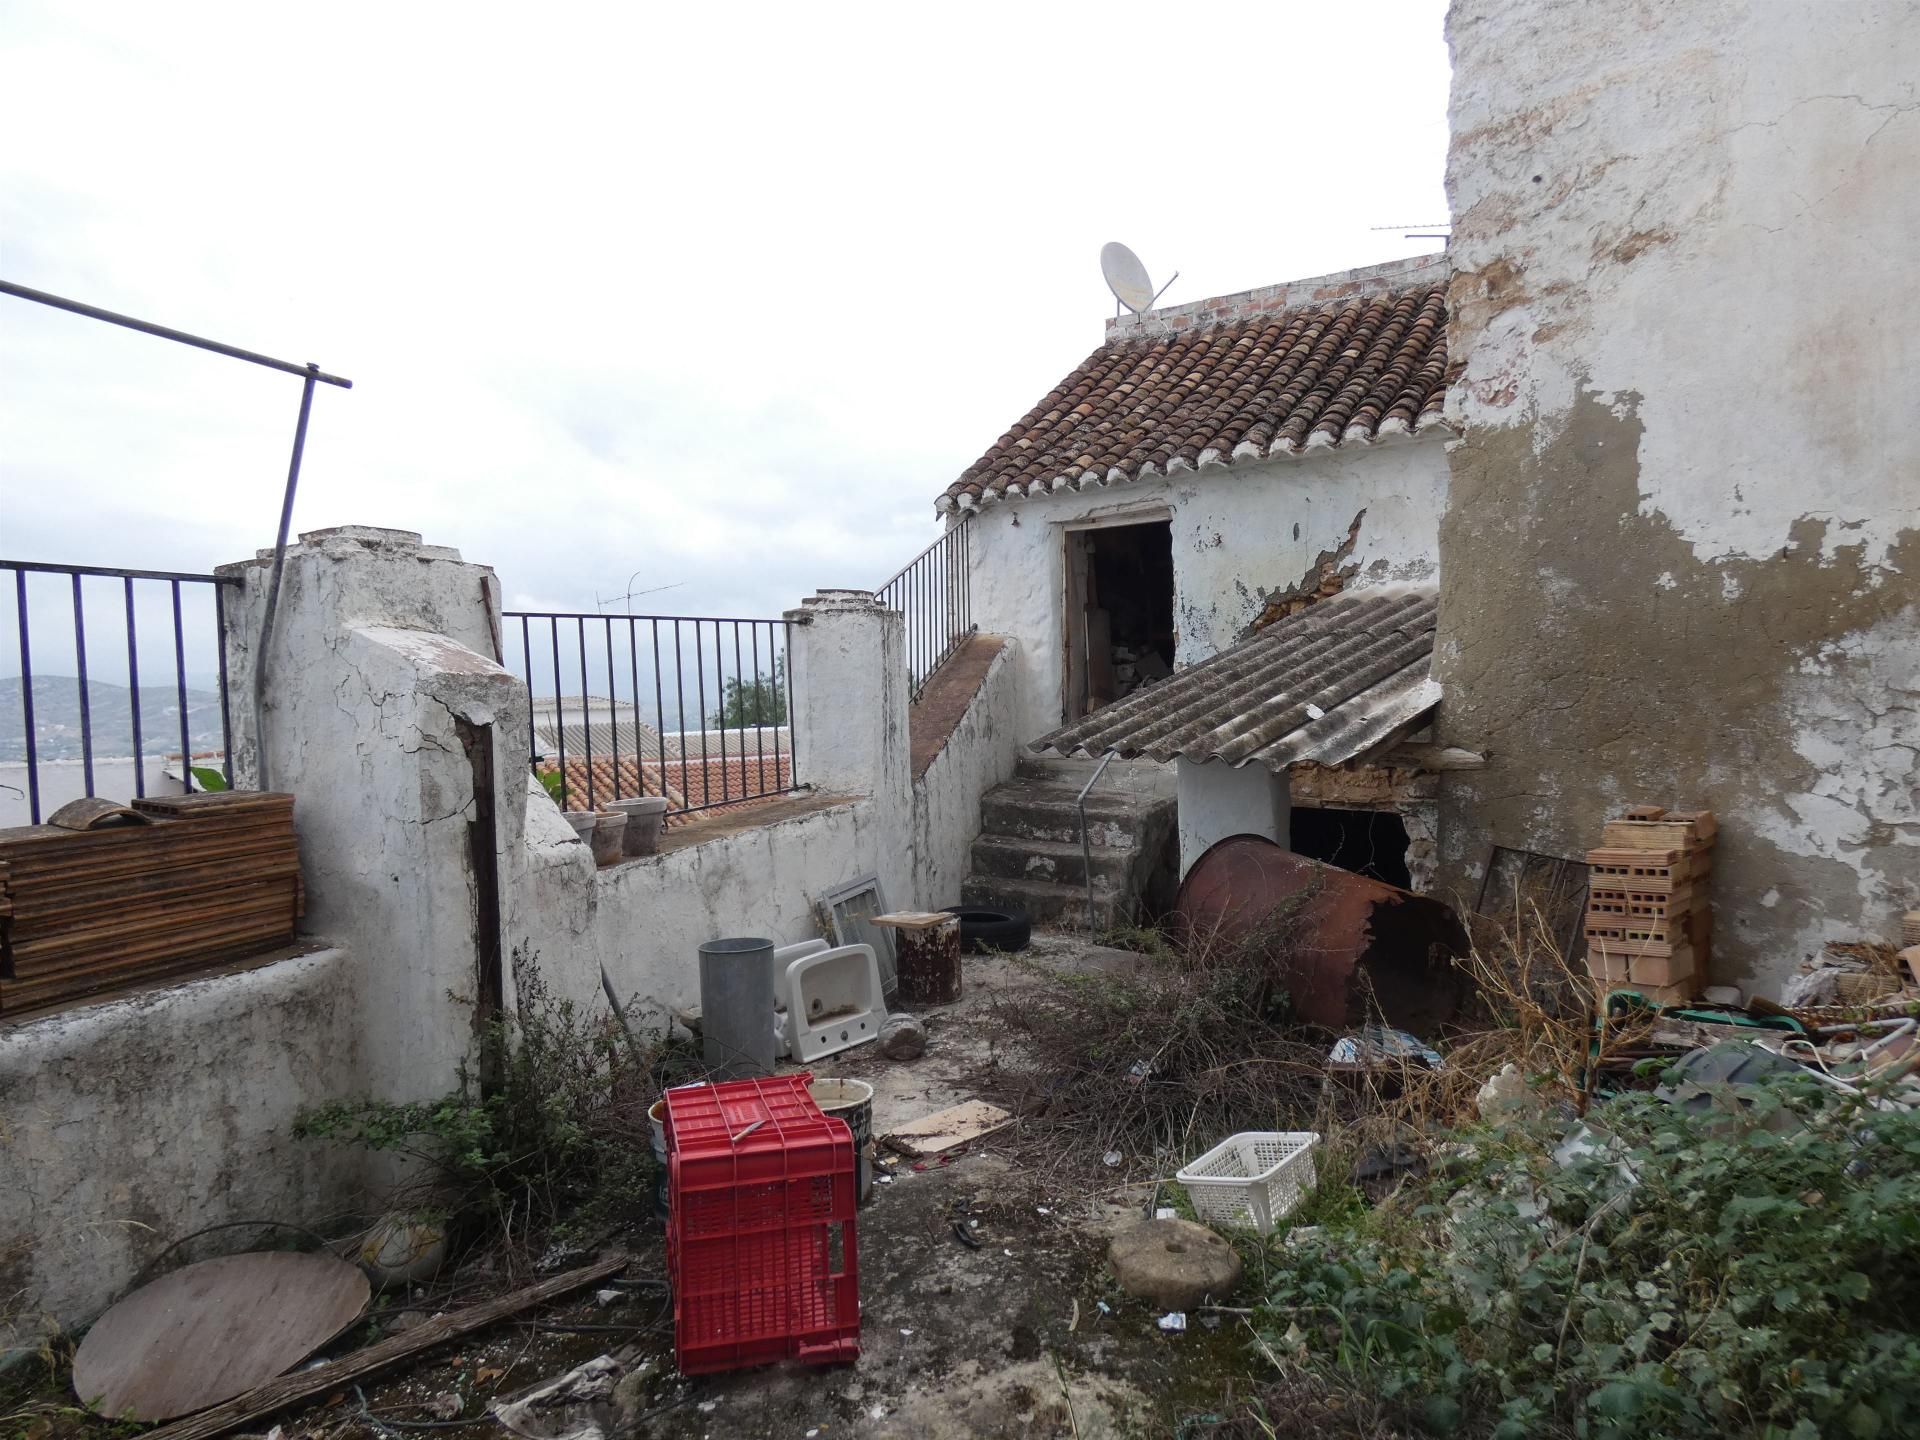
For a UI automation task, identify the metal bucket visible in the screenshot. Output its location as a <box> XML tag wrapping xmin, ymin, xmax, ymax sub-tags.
<box><xmin>808</xmin><ymin>1077</ymin><xmax>876</xmax><ymax>1205</ymax></box>
<box><xmin>698</xmin><ymin>937</ymin><xmax>777</xmax><ymax>1078</ymax></box>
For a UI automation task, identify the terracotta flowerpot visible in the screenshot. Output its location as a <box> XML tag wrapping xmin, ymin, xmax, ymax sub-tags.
<box><xmin>609</xmin><ymin>795</ymin><xmax>670</xmax><ymax>856</ymax></box>
<box><xmin>563</xmin><ymin>811</ymin><xmax>598</xmax><ymax>844</ymax></box>
<box><xmin>589</xmin><ymin>811</ymin><xmax>627</xmax><ymax>866</ymax></box>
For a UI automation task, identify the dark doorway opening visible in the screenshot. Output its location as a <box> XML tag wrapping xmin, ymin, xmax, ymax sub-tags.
<box><xmin>1065</xmin><ymin>519</ymin><xmax>1174</xmax><ymax>720</ymax></box>
<box><xmin>1290</xmin><ymin>807</ymin><xmax>1413</xmax><ymax>889</ymax></box>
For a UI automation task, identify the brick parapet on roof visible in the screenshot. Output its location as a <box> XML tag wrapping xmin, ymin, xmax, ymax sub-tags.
<box><xmin>1105</xmin><ymin>251</ymin><xmax>1451</xmax><ymax>340</ymax></box>
<box><xmin>938</xmin><ymin>251</ymin><xmax>1455</xmax><ymax>515</ymax></box>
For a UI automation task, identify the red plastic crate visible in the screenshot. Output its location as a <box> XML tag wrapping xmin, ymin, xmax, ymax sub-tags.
<box><xmin>665</xmin><ymin>1074</ymin><xmax>861</xmax><ymax>1375</ymax></box>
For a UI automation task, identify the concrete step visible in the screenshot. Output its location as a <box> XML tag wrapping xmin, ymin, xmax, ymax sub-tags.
<box><xmin>968</xmin><ymin>833</ymin><xmax>1136</xmax><ymax>888</ymax></box>
<box><xmin>960</xmin><ymin>872</ymin><xmax>1125</xmax><ymax>929</ymax></box>
<box><xmin>1014</xmin><ymin>753</ymin><xmax>1176</xmax><ymax>795</ymax></box>
<box><xmin>978</xmin><ymin>780</ymin><xmax>1159</xmax><ymax>848</ymax></box>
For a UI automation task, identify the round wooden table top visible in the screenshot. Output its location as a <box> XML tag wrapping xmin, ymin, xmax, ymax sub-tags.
<box><xmin>73</xmin><ymin>1251</ymin><xmax>369</xmax><ymax>1421</ymax></box>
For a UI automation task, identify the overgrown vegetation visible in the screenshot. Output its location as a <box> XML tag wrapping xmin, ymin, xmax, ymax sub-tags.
<box><xmin>1257</xmin><ymin>1078</ymin><xmax>1920</xmax><ymax>1439</ymax></box>
<box><xmin>296</xmin><ymin>952</ymin><xmax>697</xmax><ymax>1270</ymax></box>
<box><xmin>982</xmin><ymin>916</ymin><xmax>1330</xmax><ymax>1175</ymax></box>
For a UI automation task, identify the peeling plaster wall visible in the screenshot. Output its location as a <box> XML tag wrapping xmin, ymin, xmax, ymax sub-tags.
<box><xmin>964</xmin><ymin>441</ymin><xmax>1449</xmax><ymax>745</ymax></box>
<box><xmin>0</xmin><ymin>946</ymin><xmax>361</xmax><ymax>1339</ymax></box>
<box><xmin>220</xmin><ymin>527</ymin><xmax>529</xmax><ymax>1104</ymax></box>
<box><xmin>910</xmin><ymin>639</ymin><xmax>1021</xmax><ymax>907</ymax></box>
<box><xmin>1439</xmin><ymin>0</ymin><xmax>1920</xmax><ymax>989</ymax></box>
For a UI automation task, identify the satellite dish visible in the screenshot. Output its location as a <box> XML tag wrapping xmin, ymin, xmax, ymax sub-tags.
<box><xmin>1101</xmin><ymin>242</ymin><xmax>1155</xmax><ymax>313</ymax></box>
<box><xmin>1101</xmin><ymin>242</ymin><xmax>1179</xmax><ymax>316</ymax></box>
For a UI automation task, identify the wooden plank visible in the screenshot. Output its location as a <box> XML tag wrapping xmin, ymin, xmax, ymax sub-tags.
<box><xmin>136</xmin><ymin>1257</ymin><xmax>628</xmax><ymax>1440</ymax></box>
<box><xmin>870</xmin><ymin>911</ymin><xmax>955</xmax><ymax>930</ymax></box>
<box><xmin>881</xmin><ymin>1100</ymin><xmax>1013</xmax><ymax>1158</ymax></box>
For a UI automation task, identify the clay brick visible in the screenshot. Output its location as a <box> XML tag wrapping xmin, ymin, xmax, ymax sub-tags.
<box><xmin>1630</xmin><ymin>951</ymin><xmax>1696</xmax><ymax>987</ymax></box>
<box><xmin>1586</xmin><ymin>951</ymin><xmax>1630</xmax><ymax>982</ymax></box>
<box><xmin>1590</xmin><ymin>976</ymin><xmax>1692</xmax><ymax>1007</ymax></box>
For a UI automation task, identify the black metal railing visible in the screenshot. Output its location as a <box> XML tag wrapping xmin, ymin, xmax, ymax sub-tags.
<box><xmin>877</xmin><ymin>518</ymin><xmax>974</xmax><ymax>701</ymax></box>
<box><xmin>2</xmin><ymin>560</ymin><xmax>238</xmax><ymax>825</ymax></box>
<box><xmin>501</xmin><ymin>610</ymin><xmax>798</xmax><ymax>819</ymax></box>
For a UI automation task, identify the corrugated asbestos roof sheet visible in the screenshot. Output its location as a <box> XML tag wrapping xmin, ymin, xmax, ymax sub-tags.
<box><xmin>1032</xmin><ymin>585</ymin><xmax>1440</xmax><ymax>772</ymax></box>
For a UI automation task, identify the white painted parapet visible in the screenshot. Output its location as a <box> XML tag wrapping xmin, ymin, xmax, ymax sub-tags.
<box><xmin>785</xmin><ymin>590</ymin><xmax>910</xmax><ymax>805</ymax></box>
<box><xmin>218</xmin><ymin>527</ymin><xmax>528</xmax><ymax>1104</ymax></box>
<box><xmin>1177</xmin><ymin>757</ymin><xmax>1291</xmax><ymax>878</ymax></box>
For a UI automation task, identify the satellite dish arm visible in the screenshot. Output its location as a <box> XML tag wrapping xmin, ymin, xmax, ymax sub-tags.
<box><xmin>1148</xmin><ymin>271</ymin><xmax>1180</xmax><ymax>310</ymax></box>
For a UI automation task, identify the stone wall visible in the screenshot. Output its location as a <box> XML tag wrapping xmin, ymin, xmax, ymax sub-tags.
<box><xmin>1437</xmin><ymin>0</ymin><xmax>1920</xmax><ymax>989</ymax></box>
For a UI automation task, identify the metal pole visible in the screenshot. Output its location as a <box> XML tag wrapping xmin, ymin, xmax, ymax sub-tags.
<box><xmin>252</xmin><ymin>366</ymin><xmax>318</xmax><ymax>790</ymax></box>
<box><xmin>0</xmin><ymin>280</ymin><xmax>352</xmax><ymax>389</ymax></box>
<box><xmin>1077</xmin><ymin>752</ymin><xmax>1116</xmax><ymax>926</ymax></box>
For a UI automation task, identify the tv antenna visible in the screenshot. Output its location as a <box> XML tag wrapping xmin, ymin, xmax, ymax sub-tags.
<box><xmin>1100</xmin><ymin>242</ymin><xmax>1178</xmax><ymax>318</ymax></box>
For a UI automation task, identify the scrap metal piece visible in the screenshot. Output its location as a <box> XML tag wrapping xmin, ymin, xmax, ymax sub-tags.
<box><xmin>1172</xmin><ymin>836</ymin><xmax>1469</xmax><ymax>1033</ymax></box>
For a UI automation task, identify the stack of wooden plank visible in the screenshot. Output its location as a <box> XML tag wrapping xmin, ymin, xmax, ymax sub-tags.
<box><xmin>1583</xmin><ymin>805</ymin><xmax>1715</xmax><ymax>1004</ymax></box>
<box><xmin>0</xmin><ymin>792</ymin><xmax>302</xmax><ymax>1020</ymax></box>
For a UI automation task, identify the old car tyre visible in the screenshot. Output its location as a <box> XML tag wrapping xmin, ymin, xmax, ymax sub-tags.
<box><xmin>943</xmin><ymin>905</ymin><xmax>1031</xmax><ymax>953</ymax></box>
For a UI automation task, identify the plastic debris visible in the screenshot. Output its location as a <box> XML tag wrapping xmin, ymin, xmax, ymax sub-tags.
<box><xmin>1103</xmin><ymin>1150</ymin><xmax>1123</xmax><ymax>1167</ymax></box>
<box><xmin>1329</xmin><ymin>1024</ymin><xmax>1445</xmax><ymax>1071</ymax></box>
<box><xmin>1157</xmin><ymin>1312</ymin><xmax>1188</xmax><ymax>1332</ymax></box>
<box><xmin>1154</xmin><ymin>1207</ymin><xmax>1177</xmax><ymax>1220</ymax></box>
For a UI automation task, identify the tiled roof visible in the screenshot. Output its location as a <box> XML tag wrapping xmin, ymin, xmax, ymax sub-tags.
<box><xmin>544</xmin><ymin>751</ymin><xmax>795</xmax><ymax>826</ymax></box>
<box><xmin>1032</xmin><ymin>586</ymin><xmax>1440</xmax><ymax>772</ymax></box>
<box><xmin>939</xmin><ymin>274</ymin><xmax>1452</xmax><ymax>513</ymax></box>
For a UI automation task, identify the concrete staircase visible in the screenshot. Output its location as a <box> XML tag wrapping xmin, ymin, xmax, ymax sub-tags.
<box><xmin>959</xmin><ymin>755</ymin><xmax>1178</xmax><ymax>928</ymax></box>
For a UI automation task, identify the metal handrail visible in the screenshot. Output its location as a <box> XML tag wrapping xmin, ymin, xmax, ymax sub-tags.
<box><xmin>877</xmin><ymin>518</ymin><xmax>974</xmax><ymax>702</ymax></box>
<box><xmin>1075</xmin><ymin>752</ymin><xmax>1117</xmax><ymax>924</ymax></box>
<box><xmin>501</xmin><ymin>608</ymin><xmax>798</xmax><ymax>819</ymax></box>
<box><xmin>3</xmin><ymin>560</ymin><xmax>236</xmax><ymax>823</ymax></box>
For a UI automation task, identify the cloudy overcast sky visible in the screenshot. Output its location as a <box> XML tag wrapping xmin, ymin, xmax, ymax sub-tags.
<box><xmin>2</xmin><ymin>0</ymin><xmax>1448</xmax><ymax>632</ymax></box>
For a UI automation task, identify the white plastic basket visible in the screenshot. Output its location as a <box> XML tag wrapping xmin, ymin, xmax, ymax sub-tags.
<box><xmin>1175</xmin><ymin>1131</ymin><xmax>1320</xmax><ymax>1235</ymax></box>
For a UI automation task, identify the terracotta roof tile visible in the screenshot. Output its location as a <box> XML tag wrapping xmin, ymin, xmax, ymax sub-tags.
<box><xmin>541</xmin><ymin>751</ymin><xmax>795</xmax><ymax>826</ymax></box>
<box><xmin>938</xmin><ymin>282</ymin><xmax>1452</xmax><ymax>512</ymax></box>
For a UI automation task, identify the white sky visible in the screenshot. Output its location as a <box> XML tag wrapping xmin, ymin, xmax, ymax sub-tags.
<box><xmin>1</xmin><ymin>0</ymin><xmax>1450</xmax><ymax>634</ymax></box>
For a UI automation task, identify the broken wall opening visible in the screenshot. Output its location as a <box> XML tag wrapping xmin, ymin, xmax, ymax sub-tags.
<box><xmin>1289</xmin><ymin>805</ymin><xmax>1413</xmax><ymax>890</ymax></box>
<box><xmin>1063</xmin><ymin>518</ymin><xmax>1174</xmax><ymax>721</ymax></box>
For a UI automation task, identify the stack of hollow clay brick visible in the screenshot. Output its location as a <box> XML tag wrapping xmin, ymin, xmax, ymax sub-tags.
<box><xmin>1583</xmin><ymin>805</ymin><xmax>1716</xmax><ymax>1005</ymax></box>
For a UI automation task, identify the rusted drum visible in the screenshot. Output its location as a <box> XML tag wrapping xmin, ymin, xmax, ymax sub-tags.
<box><xmin>1171</xmin><ymin>835</ymin><xmax>1469</xmax><ymax>1033</ymax></box>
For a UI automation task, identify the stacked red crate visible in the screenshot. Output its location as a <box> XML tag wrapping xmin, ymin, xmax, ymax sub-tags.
<box><xmin>663</xmin><ymin>1072</ymin><xmax>861</xmax><ymax>1375</ymax></box>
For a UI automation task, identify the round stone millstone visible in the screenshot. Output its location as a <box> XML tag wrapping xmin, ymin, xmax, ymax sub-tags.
<box><xmin>1107</xmin><ymin>1218</ymin><xmax>1242</xmax><ymax>1311</ymax></box>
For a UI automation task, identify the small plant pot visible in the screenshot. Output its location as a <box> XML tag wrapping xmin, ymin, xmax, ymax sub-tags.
<box><xmin>589</xmin><ymin>811</ymin><xmax>627</xmax><ymax>866</ymax></box>
<box><xmin>563</xmin><ymin>810</ymin><xmax>598</xmax><ymax>844</ymax></box>
<box><xmin>610</xmin><ymin>795</ymin><xmax>670</xmax><ymax>856</ymax></box>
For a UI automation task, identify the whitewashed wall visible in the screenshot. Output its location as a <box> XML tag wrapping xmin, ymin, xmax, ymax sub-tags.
<box><xmin>962</xmin><ymin>440</ymin><xmax>1449</xmax><ymax>745</ymax></box>
<box><xmin>910</xmin><ymin>639</ymin><xmax>1021</xmax><ymax>908</ymax></box>
<box><xmin>1438</xmin><ymin>0</ymin><xmax>1920</xmax><ymax>987</ymax></box>
<box><xmin>0</xmin><ymin>945</ymin><xmax>362</xmax><ymax>1341</ymax></box>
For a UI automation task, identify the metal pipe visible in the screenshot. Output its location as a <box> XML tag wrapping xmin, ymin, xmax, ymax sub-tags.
<box><xmin>125</xmin><ymin>577</ymin><xmax>145</xmax><ymax>798</ymax></box>
<box><xmin>0</xmin><ymin>279</ymin><xmax>352</xmax><ymax>389</ymax></box>
<box><xmin>1076</xmin><ymin>752</ymin><xmax>1117</xmax><ymax>926</ymax></box>
<box><xmin>252</xmin><ymin>367</ymin><xmax>317</xmax><ymax>790</ymax></box>
<box><xmin>170</xmin><ymin>580</ymin><xmax>190</xmax><ymax>790</ymax></box>
<box><xmin>71</xmin><ymin>573</ymin><xmax>93</xmax><ymax>795</ymax></box>
<box><xmin>14</xmin><ymin>570</ymin><xmax>39</xmax><ymax>823</ymax></box>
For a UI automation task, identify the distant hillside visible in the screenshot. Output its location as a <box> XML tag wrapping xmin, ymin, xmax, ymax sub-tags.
<box><xmin>0</xmin><ymin>674</ymin><xmax>224</xmax><ymax>763</ymax></box>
